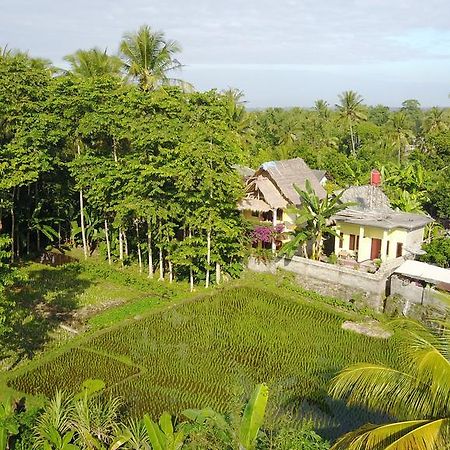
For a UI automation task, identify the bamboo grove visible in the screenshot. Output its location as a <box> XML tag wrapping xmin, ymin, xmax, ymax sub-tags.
<box><xmin>0</xmin><ymin>52</ymin><xmax>248</xmax><ymax>288</ymax></box>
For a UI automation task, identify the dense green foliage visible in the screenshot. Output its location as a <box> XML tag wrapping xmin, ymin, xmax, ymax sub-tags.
<box><xmin>0</xmin><ymin>45</ymin><xmax>247</xmax><ymax>294</ymax></box>
<box><xmin>420</xmin><ymin>237</ymin><xmax>450</xmax><ymax>268</ymax></box>
<box><xmin>5</xmin><ymin>287</ymin><xmax>399</xmax><ymax>439</ymax></box>
<box><xmin>1</xmin><ymin>382</ymin><xmax>330</xmax><ymax>449</ymax></box>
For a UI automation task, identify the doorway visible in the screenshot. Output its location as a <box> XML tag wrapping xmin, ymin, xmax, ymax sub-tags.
<box><xmin>370</xmin><ymin>238</ymin><xmax>382</xmax><ymax>260</ymax></box>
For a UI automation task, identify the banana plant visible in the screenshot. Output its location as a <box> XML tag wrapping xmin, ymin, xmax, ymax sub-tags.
<box><xmin>181</xmin><ymin>383</ymin><xmax>269</xmax><ymax>450</ymax></box>
<box><xmin>143</xmin><ymin>412</ymin><xmax>185</xmax><ymax>450</ymax></box>
<box><xmin>0</xmin><ymin>397</ymin><xmax>19</xmax><ymax>450</ymax></box>
<box><xmin>42</xmin><ymin>429</ymin><xmax>80</xmax><ymax>450</ymax></box>
<box><xmin>238</xmin><ymin>383</ymin><xmax>269</xmax><ymax>450</ymax></box>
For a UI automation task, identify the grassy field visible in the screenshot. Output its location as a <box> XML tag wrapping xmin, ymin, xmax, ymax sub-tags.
<box><xmin>2</xmin><ymin>257</ymin><xmax>193</xmax><ymax>368</ymax></box>
<box><xmin>3</xmin><ymin>284</ymin><xmax>399</xmax><ymax>439</ymax></box>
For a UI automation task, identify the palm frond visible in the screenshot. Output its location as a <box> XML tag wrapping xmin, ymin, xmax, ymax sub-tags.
<box><xmin>329</xmin><ymin>364</ymin><xmax>434</xmax><ymax>419</ymax></box>
<box><xmin>331</xmin><ymin>419</ymin><xmax>444</xmax><ymax>450</ymax></box>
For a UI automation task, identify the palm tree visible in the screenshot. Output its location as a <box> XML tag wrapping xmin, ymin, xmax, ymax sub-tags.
<box><xmin>424</xmin><ymin>107</ymin><xmax>449</xmax><ymax>134</ymax></box>
<box><xmin>329</xmin><ymin>322</ymin><xmax>450</xmax><ymax>449</ymax></box>
<box><xmin>389</xmin><ymin>112</ymin><xmax>415</xmax><ymax>164</ymax></box>
<box><xmin>336</xmin><ymin>91</ymin><xmax>367</xmax><ymax>156</ymax></box>
<box><xmin>314</xmin><ymin>99</ymin><xmax>330</xmax><ymax>120</ymax></box>
<box><xmin>64</xmin><ymin>48</ymin><xmax>122</xmax><ymax>78</ymax></box>
<box><xmin>119</xmin><ymin>25</ymin><xmax>190</xmax><ymax>91</ymax></box>
<box><xmin>280</xmin><ymin>180</ymin><xmax>352</xmax><ymax>260</ymax></box>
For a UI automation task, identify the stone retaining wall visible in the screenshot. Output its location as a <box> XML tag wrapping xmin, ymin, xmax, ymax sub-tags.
<box><xmin>248</xmin><ymin>255</ymin><xmax>404</xmax><ymax>311</ymax></box>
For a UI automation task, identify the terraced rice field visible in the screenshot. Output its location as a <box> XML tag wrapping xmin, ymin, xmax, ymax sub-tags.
<box><xmin>7</xmin><ymin>286</ymin><xmax>399</xmax><ymax>437</ymax></box>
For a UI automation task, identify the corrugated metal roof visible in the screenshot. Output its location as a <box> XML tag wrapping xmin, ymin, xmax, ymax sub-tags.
<box><xmin>333</xmin><ymin>208</ymin><xmax>433</xmax><ymax>231</ymax></box>
<box><xmin>339</xmin><ymin>185</ymin><xmax>391</xmax><ymax>211</ymax></box>
<box><xmin>394</xmin><ymin>260</ymin><xmax>450</xmax><ymax>285</ymax></box>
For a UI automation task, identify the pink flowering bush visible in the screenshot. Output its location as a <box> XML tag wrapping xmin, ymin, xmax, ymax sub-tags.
<box><xmin>252</xmin><ymin>224</ymin><xmax>285</xmax><ymax>246</ymax></box>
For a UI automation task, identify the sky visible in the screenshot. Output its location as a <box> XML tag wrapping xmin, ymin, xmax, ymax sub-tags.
<box><xmin>2</xmin><ymin>0</ymin><xmax>450</xmax><ymax>108</ymax></box>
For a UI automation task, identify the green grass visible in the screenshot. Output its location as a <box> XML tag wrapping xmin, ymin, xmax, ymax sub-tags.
<box><xmin>3</xmin><ymin>257</ymin><xmax>193</xmax><ymax>367</ymax></box>
<box><xmin>4</xmin><ymin>284</ymin><xmax>400</xmax><ymax>439</ymax></box>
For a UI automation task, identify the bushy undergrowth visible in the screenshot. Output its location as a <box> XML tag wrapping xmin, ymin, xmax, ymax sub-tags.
<box><xmin>6</xmin><ymin>286</ymin><xmax>398</xmax><ymax>439</ymax></box>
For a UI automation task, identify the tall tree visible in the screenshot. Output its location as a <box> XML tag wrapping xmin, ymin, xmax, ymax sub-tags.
<box><xmin>119</xmin><ymin>25</ymin><xmax>189</xmax><ymax>91</ymax></box>
<box><xmin>424</xmin><ymin>107</ymin><xmax>449</xmax><ymax>134</ymax></box>
<box><xmin>389</xmin><ymin>112</ymin><xmax>415</xmax><ymax>164</ymax></box>
<box><xmin>64</xmin><ymin>48</ymin><xmax>122</xmax><ymax>79</ymax></box>
<box><xmin>336</xmin><ymin>90</ymin><xmax>367</xmax><ymax>156</ymax></box>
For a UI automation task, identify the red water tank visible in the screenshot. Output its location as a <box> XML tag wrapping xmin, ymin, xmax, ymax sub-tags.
<box><xmin>371</xmin><ymin>169</ymin><xmax>381</xmax><ymax>186</ymax></box>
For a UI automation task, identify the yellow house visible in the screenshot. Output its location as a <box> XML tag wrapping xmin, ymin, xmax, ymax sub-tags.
<box><xmin>333</xmin><ymin>185</ymin><xmax>432</xmax><ymax>262</ymax></box>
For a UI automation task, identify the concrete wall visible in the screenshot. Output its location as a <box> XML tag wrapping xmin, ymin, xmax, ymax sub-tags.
<box><xmin>248</xmin><ymin>255</ymin><xmax>404</xmax><ymax>311</ymax></box>
<box><xmin>389</xmin><ymin>275</ymin><xmax>449</xmax><ymax>318</ymax></box>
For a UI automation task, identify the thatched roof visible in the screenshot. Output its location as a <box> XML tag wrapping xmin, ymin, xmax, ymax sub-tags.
<box><xmin>237</xmin><ymin>198</ymin><xmax>271</xmax><ymax>212</ymax></box>
<box><xmin>257</xmin><ymin>158</ymin><xmax>327</xmax><ymax>205</ymax></box>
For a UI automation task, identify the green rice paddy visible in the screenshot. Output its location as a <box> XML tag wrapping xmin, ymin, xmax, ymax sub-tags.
<box><xmin>6</xmin><ymin>286</ymin><xmax>399</xmax><ymax>438</ymax></box>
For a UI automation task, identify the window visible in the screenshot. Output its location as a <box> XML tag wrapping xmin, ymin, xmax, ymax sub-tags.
<box><xmin>251</xmin><ymin>211</ymin><xmax>259</xmax><ymax>217</ymax></box>
<box><xmin>339</xmin><ymin>232</ymin><xmax>344</xmax><ymax>248</ymax></box>
<box><xmin>396</xmin><ymin>242</ymin><xmax>403</xmax><ymax>257</ymax></box>
<box><xmin>349</xmin><ymin>234</ymin><xmax>360</xmax><ymax>251</ymax></box>
<box><xmin>386</xmin><ymin>241</ymin><xmax>390</xmax><ymax>256</ymax></box>
<box><xmin>276</xmin><ymin>209</ymin><xmax>283</xmax><ymax>221</ymax></box>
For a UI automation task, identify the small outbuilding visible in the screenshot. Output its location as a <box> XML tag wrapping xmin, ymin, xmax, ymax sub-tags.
<box><xmin>390</xmin><ymin>260</ymin><xmax>450</xmax><ymax>315</ymax></box>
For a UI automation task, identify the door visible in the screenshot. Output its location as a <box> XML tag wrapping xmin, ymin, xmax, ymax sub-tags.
<box><xmin>370</xmin><ymin>238</ymin><xmax>382</xmax><ymax>260</ymax></box>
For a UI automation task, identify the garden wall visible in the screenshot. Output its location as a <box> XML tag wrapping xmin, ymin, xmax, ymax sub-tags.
<box><xmin>248</xmin><ymin>256</ymin><xmax>404</xmax><ymax>311</ymax></box>
<box><xmin>387</xmin><ymin>275</ymin><xmax>449</xmax><ymax>319</ymax></box>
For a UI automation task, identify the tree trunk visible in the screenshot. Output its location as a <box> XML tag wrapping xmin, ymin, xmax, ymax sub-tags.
<box><xmin>189</xmin><ymin>228</ymin><xmax>194</xmax><ymax>292</ymax></box>
<box><xmin>205</xmin><ymin>229</ymin><xmax>211</xmax><ymax>288</ymax></box>
<box><xmin>79</xmin><ymin>189</ymin><xmax>88</xmax><ymax>260</ymax></box>
<box><xmin>124</xmin><ymin>230</ymin><xmax>129</xmax><ymax>257</ymax></box>
<box><xmin>216</xmin><ymin>262</ymin><xmax>221</xmax><ymax>285</ymax></box>
<box><xmin>112</xmin><ymin>138</ymin><xmax>118</xmax><ymax>163</ymax></box>
<box><xmin>147</xmin><ymin>220</ymin><xmax>153</xmax><ymax>279</ymax></box>
<box><xmin>158</xmin><ymin>246</ymin><xmax>164</xmax><ymax>281</ymax></box>
<box><xmin>26</xmin><ymin>228</ymin><xmax>30</xmax><ymax>255</ymax></box>
<box><xmin>168</xmin><ymin>259</ymin><xmax>173</xmax><ymax>283</ymax></box>
<box><xmin>349</xmin><ymin>121</ymin><xmax>356</xmax><ymax>156</ymax></box>
<box><xmin>136</xmin><ymin>221</ymin><xmax>142</xmax><ymax>273</ymax></box>
<box><xmin>77</xmin><ymin>143</ymin><xmax>88</xmax><ymax>260</ymax></box>
<box><xmin>104</xmin><ymin>219</ymin><xmax>111</xmax><ymax>265</ymax></box>
<box><xmin>119</xmin><ymin>228</ymin><xmax>124</xmax><ymax>263</ymax></box>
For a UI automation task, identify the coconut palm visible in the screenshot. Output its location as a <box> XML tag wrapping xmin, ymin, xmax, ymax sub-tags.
<box><xmin>280</xmin><ymin>180</ymin><xmax>352</xmax><ymax>260</ymax></box>
<box><xmin>314</xmin><ymin>99</ymin><xmax>331</xmax><ymax>120</ymax></box>
<box><xmin>336</xmin><ymin>91</ymin><xmax>367</xmax><ymax>156</ymax></box>
<box><xmin>119</xmin><ymin>25</ymin><xmax>190</xmax><ymax>91</ymax></box>
<box><xmin>329</xmin><ymin>322</ymin><xmax>450</xmax><ymax>450</ymax></box>
<box><xmin>424</xmin><ymin>107</ymin><xmax>449</xmax><ymax>134</ymax></box>
<box><xmin>64</xmin><ymin>48</ymin><xmax>122</xmax><ymax>79</ymax></box>
<box><xmin>389</xmin><ymin>113</ymin><xmax>415</xmax><ymax>164</ymax></box>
